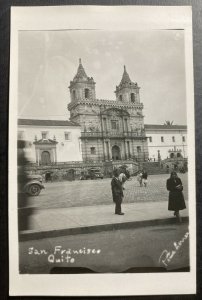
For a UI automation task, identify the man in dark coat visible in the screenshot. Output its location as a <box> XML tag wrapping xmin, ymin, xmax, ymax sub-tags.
<box><xmin>166</xmin><ymin>171</ymin><xmax>186</xmax><ymax>222</ymax></box>
<box><xmin>111</xmin><ymin>169</ymin><xmax>124</xmax><ymax>215</ymax></box>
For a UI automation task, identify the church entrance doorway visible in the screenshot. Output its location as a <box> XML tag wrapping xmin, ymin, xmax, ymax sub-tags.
<box><xmin>41</xmin><ymin>151</ymin><xmax>51</xmax><ymax>165</ymax></box>
<box><xmin>112</xmin><ymin>145</ymin><xmax>121</xmax><ymax>160</ymax></box>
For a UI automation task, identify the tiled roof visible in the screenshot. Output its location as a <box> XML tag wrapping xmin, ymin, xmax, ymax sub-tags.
<box><xmin>18</xmin><ymin>119</ymin><xmax>80</xmax><ymax>127</ymax></box>
<box><xmin>145</xmin><ymin>124</ymin><xmax>187</xmax><ymax>130</ymax></box>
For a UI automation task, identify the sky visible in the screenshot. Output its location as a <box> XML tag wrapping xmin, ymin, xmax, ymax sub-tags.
<box><xmin>18</xmin><ymin>30</ymin><xmax>187</xmax><ymax>125</ymax></box>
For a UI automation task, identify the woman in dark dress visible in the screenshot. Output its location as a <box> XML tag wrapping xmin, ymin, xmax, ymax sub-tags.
<box><xmin>166</xmin><ymin>171</ymin><xmax>186</xmax><ymax>222</ymax></box>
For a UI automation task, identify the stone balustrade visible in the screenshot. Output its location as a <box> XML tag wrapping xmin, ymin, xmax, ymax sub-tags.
<box><xmin>81</xmin><ymin>131</ymin><xmax>146</xmax><ymax>138</ymax></box>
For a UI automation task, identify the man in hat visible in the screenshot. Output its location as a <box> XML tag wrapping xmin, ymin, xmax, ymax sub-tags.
<box><xmin>111</xmin><ymin>169</ymin><xmax>124</xmax><ymax>215</ymax></box>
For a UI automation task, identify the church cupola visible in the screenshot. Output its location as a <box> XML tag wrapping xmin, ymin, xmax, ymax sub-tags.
<box><xmin>69</xmin><ymin>58</ymin><xmax>96</xmax><ymax>102</ymax></box>
<box><xmin>115</xmin><ymin>65</ymin><xmax>140</xmax><ymax>103</ymax></box>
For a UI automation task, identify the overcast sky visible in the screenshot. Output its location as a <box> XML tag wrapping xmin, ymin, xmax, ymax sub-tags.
<box><xmin>18</xmin><ymin>30</ymin><xmax>187</xmax><ymax>125</ymax></box>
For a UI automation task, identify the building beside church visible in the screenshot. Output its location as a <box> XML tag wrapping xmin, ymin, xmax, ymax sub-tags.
<box><xmin>145</xmin><ymin>124</ymin><xmax>187</xmax><ymax>161</ymax></box>
<box><xmin>68</xmin><ymin>59</ymin><xmax>148</xmax><ymax>163</ymax></box>
<box><xmin>18</xmin><ymin>119</ymin><xmax>82</xmax><ymax>165</ymax></box>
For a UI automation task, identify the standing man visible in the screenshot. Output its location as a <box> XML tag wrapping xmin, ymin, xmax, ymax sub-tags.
<box><xmin>111</xmin><ymin>169</ymin><xmax>124</xmax><ymax>215</ymax></box>
<box><xmin>142</xmin><ymin>169</ymin><xmax>148</xmax><ymax>187</ymax></box>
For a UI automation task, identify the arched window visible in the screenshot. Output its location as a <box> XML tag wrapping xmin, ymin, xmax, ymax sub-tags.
<box><xmin>131</xmin><ymin>93</ymin><xmax>135</xmax><ymax>102</ymax></box>
<box><xmin>85</xmin><ymin>88</ymin><xmax>90</xmax><ymax>99</ymax></box>
<box><xmin>119</xmin><ymin>95</ymin><xmax>123</xmax><ymax>101</ymax></box>
<box><xmin>170</xmin><ymin>153</ymin><xmax>174</xmax><ymax>158</ymax></box>
<box><xmin>177</xmin><ymin>152</ymin><xmax>181</xmax><ymax>158</ymax></box>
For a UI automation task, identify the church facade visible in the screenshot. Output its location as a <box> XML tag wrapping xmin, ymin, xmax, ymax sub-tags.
<box><xmin>17</xmin><ymin>59</ymin><xmax>187</xmax><ymax>177</ymax></box>
<box><xmin>68</xmin><ymin>59</ymin><xmax>149</xmax><ymax>163</ymax></box>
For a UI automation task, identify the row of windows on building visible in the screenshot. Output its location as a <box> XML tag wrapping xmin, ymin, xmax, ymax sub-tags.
<box><xmin>90</xmin><ymin>146</ymin><xmax>142</xmax><ymax>155</ymax></box>
<box><xmin>72</xmin><ymin>89</ymin><xmax>137</xmax><ymax>102</ymax></box>
<box><xmin>148</xmin><ymin>136</ymin><xmax>186</xmax><ymax>143</ymax></box>
<box><xmin>18</xmin><ymin>131</ymin><xmax>71</xmax><ymax>141</ymax></box>
<box><xmin>72</xmin><ymin>88</ymin><xmax>90</xmax><ymax>100</ymax></box>
<box><xmin>119</xmin><ymin>93</ymin><xmax>136</xmax><ymax>102</ymax></box>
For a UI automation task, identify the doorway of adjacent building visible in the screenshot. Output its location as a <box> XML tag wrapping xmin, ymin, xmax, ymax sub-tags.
<box><xmin>41</xmin><ymin>151</ymin><xmax>51</xmax><ymax>165</ymax></box>
<box><xmin>66</xmin><ymin>169</ymin><xmax>75</xmax><ymax>181</ymax></box>
<box><xmin>112</xmin><ymin>145</ymin><xmax>121</xmax><ymax>160</ymax></box>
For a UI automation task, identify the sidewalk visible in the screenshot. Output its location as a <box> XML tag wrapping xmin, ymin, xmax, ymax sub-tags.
<box><xmin>19</xmin><ymin>201</ymin><xmax>189</xmax><ymax>241</ymax></box>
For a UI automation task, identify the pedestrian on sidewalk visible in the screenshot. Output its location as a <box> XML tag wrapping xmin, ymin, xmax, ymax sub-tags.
<box><xmin>137</xmin><ymin>171</ymin><xmax>143</xmax><ymax>187</ymax></box>
<box><xmin>142</xmin><ymin>169</ymin><xmax>148</xmax><ymax>187</ymax></box>
<box><xmin>111</xmin><ymin>169</ymin><xmax>124</xmax><ymax>215</ymax></box>
<box><xmin>166</xmin><ymin>171</ymin><xmax>186</xmax><ymax>223</ymax></box>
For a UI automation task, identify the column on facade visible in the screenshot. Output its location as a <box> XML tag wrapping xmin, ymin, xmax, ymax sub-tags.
<box><xmin>124</xmin><ymin>140</ymin><xmax>128</xmax><ymax>159</ymax></box>
<box><xmin>102</xmin><ymin>116</ymin><xmax>106</xmax><ymax>132</ymax></box>
<box><xmin>35</xmin><ymin>148</ymin><xmax>39</xmax><ymax>165</ymax></box>
<box><xmin>131</xmin><ymin>139</ymin><xmax>135</xmax><ymax>159</ymax></box>
<box><xmin>103</xmin><ymin>139</ymin><xmax>107</xmax><ymax>160</ymax></box>
<box><xmin>102</xmin><ymin>117</ymin><xmax>105</xmax><ymax>132</ymax></box>
<box><xmin>108</xmin><ymin>139</ymin><xmax>112</xmax><ymax>160</ymax></box>
<box><xmin>129</xmin><ymin>140</ymin><xmax>133</xmax><ymax>159</ymax></box>
<box><xmin>52</xmin><ymin>148</ymin><xmax>56</xmax><ymax>163</ymax></box>
<box><xmin>54</xmin><ymin>147</ymin><xmax>57</xmax><ymax>163</ymax></box>
<box><xmin>52</xmin><ymin>149</ymin><xmax>55</xmax><ymax>163</ymax></box>
<box><xmin>124</xmin><ymin>118</ymin><xmax>128</xmax><ymax>132</ymax></box>
<box><xmin>105</xmin><ymin>117</ymin><xmax>108</xmax><ymax>132</ymax></box>
<box><xmin>125</xmin><ymin>140</ymin><xmax>130</xmax><ymax>158</ymax></box>
<box><xmin>37</xmin><ymin>149</ymin><xmax>40</xmax><ymax>166</ymax></box>
<box><xmin>106</xmin><ymin>140</ymin><xmax>109</xmax><ymax>160</ymax></box>
<box><xmin>121</xmin><ymin>115</ymin><xmax>125</xmax><ymax>134</ymax></box>
<box><xmin>106</xmin><ymin>140</ymin><xmax>110</xmax><ymax>160</ymax></box>
<box><xmin>127</xmin><ymin>140</ymin><xmax>131</xmax><ymax>158</ymax></box>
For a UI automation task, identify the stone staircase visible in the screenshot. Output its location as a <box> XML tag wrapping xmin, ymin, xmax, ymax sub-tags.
<box><xmin>141</xmin><ymin>162</ymin><xmax>167</xmax><ymax>175</ymax></box>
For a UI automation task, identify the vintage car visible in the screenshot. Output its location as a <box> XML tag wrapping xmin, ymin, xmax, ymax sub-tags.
<box><xmin>18</xmin><ymin>173</ymin><xmax>45</xmax><ymax>196</ymax></box>
<box><xmin>80</xmin><ymin>168</ymin><xmax>104</xmax><ymax>180</ymax></box>
<box><xmin>25</xmin><ymin>175</ymin><xmax>45</xmax><ymax>196</ymax></box>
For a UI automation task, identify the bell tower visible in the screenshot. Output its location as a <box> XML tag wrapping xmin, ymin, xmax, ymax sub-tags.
<box><xmin>69</xmin><ymin>58</ymin><xmax>96</xmax><ymax>102</ymax></box>
<box><xmin>115</xmin><ymin>65</ymin><xmax>140</xmax><ymax>103</ymax></box>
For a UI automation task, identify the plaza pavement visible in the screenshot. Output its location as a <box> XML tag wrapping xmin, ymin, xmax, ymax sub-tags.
<box><xmin>26</xmin><ymin>173</ymin><xmax>188</xmax><ymax>209</ymax></box>
<box><xmin>19</xmin><ymin>174</ymin><xmax>189</xmax><ymax>241</ymax></box>
<box><xmin>19</xmin><ymin>200</ymin><xmax>189</xmax><ymax>241</ymax></box>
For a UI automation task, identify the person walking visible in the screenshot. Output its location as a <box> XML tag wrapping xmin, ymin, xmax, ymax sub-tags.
<box><xmin>111</xmin><ymin>169</ymin><xmax>124</xmax><ymax>215</ymax></box>
<box><xmin>142</xmin><ymin>170</ymin><xmax>148</xmax><ymax>187</ymax></box>
<box><xmin>166</xmin><ymin>171</ymin><xmax>186</xmax><ymax>223</ymax></box>
<box><xmin>137</xmin><ymin>171</ymin><xmax>143</xmax><ymax>187</ymax></box>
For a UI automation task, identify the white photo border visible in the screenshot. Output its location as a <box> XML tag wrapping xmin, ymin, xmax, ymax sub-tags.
<box><xmin>9</xmin><ymin>5</ymin><xmax>196</xmax><ymax>296</ymax></box>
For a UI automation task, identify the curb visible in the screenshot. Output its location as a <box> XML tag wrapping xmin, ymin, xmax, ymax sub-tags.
<box><xmin>19</xmin><ymin>216</ymin><xmax>189</xmax><ymax>242</ymax></box>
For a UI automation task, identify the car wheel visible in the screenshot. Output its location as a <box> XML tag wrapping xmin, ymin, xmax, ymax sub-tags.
<box><xmin>28</xmin><ymin>184</ymin><xmax>41</xmax><ymax>196</ymax></box>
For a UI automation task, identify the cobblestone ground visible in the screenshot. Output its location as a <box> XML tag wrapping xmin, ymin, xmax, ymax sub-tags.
<box><xmin>27</xmin><ymin>173</ymin><xmax>188</xmax><ymax>209</ymax></box>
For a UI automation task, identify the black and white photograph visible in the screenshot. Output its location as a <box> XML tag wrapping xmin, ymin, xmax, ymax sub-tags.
<box><xmin>9</xmin><ymin>5</ymin><xmax>196</xmax><ymax>296</ymax></box>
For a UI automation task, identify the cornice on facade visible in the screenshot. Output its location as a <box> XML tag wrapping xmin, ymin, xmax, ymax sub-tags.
<box><xmin>33</xmin><ymin>138</ymin><xmax>58</xmax><ymax>145</ymax></box>
<box><xmin>68</xmin><ymin>98</ymin><xmax>144</xmax><ymax>110</ymax></box>
<box><xmin>145</xmin><ymin>124</ymin><xmax>187</xmax><ymax>131</ymax></box>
